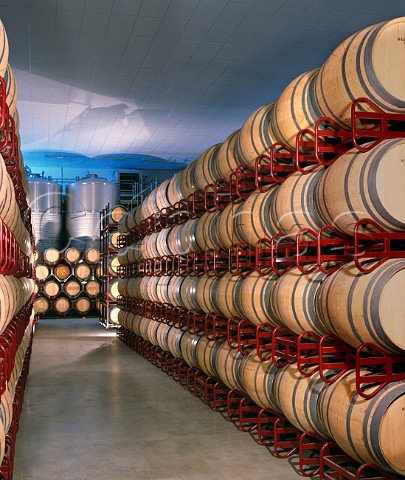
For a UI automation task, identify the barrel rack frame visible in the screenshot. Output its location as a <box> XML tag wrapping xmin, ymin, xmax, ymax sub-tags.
<box><xmin>100</xmin><ymin>204</ymin><xmax>119</xmax><ymax>329</ymax></box>
<box><xmin>0</xmin><ymin>77</ymin><xmax>35</xmax><ymax>479</ymax></box>
<box><xmin>117</xmin><ymin>97</ymin><xmax>405</xmax><ymax>479</ymax></box>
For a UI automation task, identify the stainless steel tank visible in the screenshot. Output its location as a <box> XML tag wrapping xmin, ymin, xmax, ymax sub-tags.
<box><xmin>29</xmin><ymin>177</ymin><xmax>62</xmax><ymax>251</ymax></box>
<box><xmin>66</xmin><ymin>175</ymin><xmax>119</xmax><ymax>251</ymax></box>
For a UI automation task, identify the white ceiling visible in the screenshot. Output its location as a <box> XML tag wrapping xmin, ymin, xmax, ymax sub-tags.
<box><xmin>0</xmin><ymin>0</ymin><xmax>404</xmax><ymax>164</ymax></box>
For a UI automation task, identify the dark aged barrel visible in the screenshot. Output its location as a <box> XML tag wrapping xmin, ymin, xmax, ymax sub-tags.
<box><xmin>315</xmin><ymin>18</ymin><xmax>405</xmax><ymax>129</ymax></box>
<box><xmin>271</xmin><ymin>267</ymin><xmax>329</xmax><ymax>337</ymax></box>
<box><xmin>54</xmin><ymin>263</ymin><xmax>72</xmax><ymax>281</ymax></box>
<box><xmin>316</xmin><ymin>259</ymin><xmax>405</xmax><ymax>354</ymax></box>
<box><xmin>316</xmin><ymin>139</ymin><xmax>405</xmax><ymax>236</ymax></box>
<box><xmin>236</xmin><ymin>103</ymin><xmax>277</xmax><ymax>167</ymax></box>
<box><xmin>215</xmin><ymin>129</ymin><xmax>241</xmax><ymax>180</ymax></box>
<box><xmin>271</xmin><ymin>68</ymin><xmax>321</xmax><ymax>150</ymax></box>
<box><xmin>318</xmin><ymin>369</ymin><xmax>405</xmax><ymax>476</ymax></box>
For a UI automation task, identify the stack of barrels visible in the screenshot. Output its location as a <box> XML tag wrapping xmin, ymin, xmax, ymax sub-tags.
<box><xmin>99</xmin><ymin>205</ymin><xmax>127</xmax><ymax>327</ymax></box>
<box><xmin>0</xmin><ymin>19</ymin><xmax>36</xmax><ymax>471</ymax></box>
<box><xmin>34</xmin><ymin>247</ymin><xmax>102</xmax><ymax>317</ymax></box>
<box><xmin>116</xmin><ymin>17</ymin><xmax>405</xmax><ymax>479</ymax></box>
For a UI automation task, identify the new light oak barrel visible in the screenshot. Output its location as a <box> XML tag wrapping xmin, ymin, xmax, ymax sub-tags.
<box><xmin>180</xmin><ymin>160</ymin><xmax>198</xmax><ymax>198</ymax></box>
<box><xmin>273</xmin><ymin>363</ymin><xmax>331</xmax><ymax>438</ymax></box>
<box><xmin>84</xmin><ymin>248</ymin><xmax>100</xmax><ymax>264</ymax></box>
<box><xmin>215</xmin><ymin>201</ymin><xmax>244</xmax><ymax>248</ymax></box>
<box><xmin>239</xmin><ymin>351</ymin><xmax>281</xmax><ymax>413</ymax></box>
<box><xmin>178</xmin><ymin>218</ymin><xmax>202</xmax><ymax>254</ymax></box>
<box><xmin>155</xmin><ymin>228</ymin><xmax>173</xmax><ymax>257</ymax></box>
<box><xmin>213</xmin><ymin>272</ymin><xmax>245</xmax><ymax>319</ymax></box>
<box><xmin>119</xmin><ymin>277</ymin><xmax>142</xmax><ymax>299</ymax></box>
<box><xmin>54</xmin><ymin>263</ymin><xmax>71</xmax><ymax>281</ymax></box>
<box><xmin>167</xmin><ymin>170</ymin><xmax>186</xmax><ymax>206</ymax></box>
<box><xmin>235</xmin><ymin>189</ymin><xmax>279</xmax><ymax>245</ymax></box>
<box><xmin>271</xmin><ymin>166</ymin><xmax>324</xmax><ymax>235</ymax></box>
<box><xmin>43</xmin><ymin>248</ymin><xmax>61</xmax><ymax>265</ymax></box>
<box><xmin>215</xmin><ymin>129</ymin><xmax>241</xmax><ymax>180</ymax></box>
<box><xmin>318</xmin><ymin>370</ymin><xmax>405</xmax><ymax>476</ymax></box>
<box><xmin>109</xmin><ymin>231</ymin><xmax>121</xmax><ymax>249</ymax></box>
<box><xmin>180</xmin><ymin>332</ymin><xmax>201</xmax><ymax>368</ymax></box>
<box><xmin>271</xmin><ymin>68</ymin><xmax>322</xmax><ymax>150</ymax></box>
<box><xmin>194</xmin><ymin>211</ymin><xmax>222</xmax><ymax>250</ymax></box>
<box><xmin>75</xmin><ymin>262</ymin><xmax>91</xmax><ymax>280</ymax></box>
<box><xmin>195</xmin><ymin>275</ymin><xmax>220</xmax><ymax>314</ymax></box>
<box><xmin>166</xmin><ymin>276</ymin><xmax>185</xmax><ymax>307</ymax></box>
<box><xmin>239</xmin><ymin>271</ymin><xmax>281</xmax><ymax>327</ymax></box>
<box><xmin>108</xmin><ymin>306</ymin><xmax>120</xmax><ymax>325</ymax></box>
<box><xmin>315</xmin><ymin>259</ymin><xmax>405</xmax><ymax>354</ymax></box>
<box><xmin>195</xmin><ymin>336</ymin><xmax>221</xmax><ymax>378</ymax></box>
<box><xmin>75</xmin><ymin>296</ymin><xmax>91</xmax><ymax>315</ymax></box>
<box><xmin>167</xmin><ymin>327</ymin><xmax>185</xmax><ymax>358</ymax></box>
<box><xmin>54</xmin><ymin>297</ymin><xmax>71</xmax><ymax>314</ymax></box>
<box><xmin>178</xmin><ymin>276</ymin><xmax>200</xmax><ymax>311</ymax></box>
<box><xmin>109</xmin><ymin>279</ymin><xmax>120</xmax><ymax>300</ymax></box>
<box><xmin>146</xmin><ymin>319</ymin><xmax>160</xmax><ymax>346</ymax></box>
<box><xmin>315</xmin><ymin>17</ymin><xmax>405</xmax><ymax>130</ymax></box>
<box><xmin>316</xmin><ymin>139</ymin><xmax>405</xmax><ymax>235</ymax></box>
<box><xmin>43</xmin><ymin>280</ymin><xmax>60</xmax><ymax>298</ymax></box>
<box><xmin>214</xmin><ymin>342</ymin><xmax>245</xmax><ymax>392</ymax></box>
<box><xmin>108</xmin><ymin>256</ymin><xmax>120</xmax><ymax>274</ymax></box>
<box><xmin>236</xmin><ymin>103</ymin><xmax>276</xmax><ymax>167</ymax></box>
<box><xmin>193</xmin><ymin>144</ymin><xmax>221</xmax><ymax>190</ymax></box>
<box><xmin>141</xmin><ymin>233</ymin><xmax>159</xmax><ymax>259</ymax></box>
<box><xmin>84</xmin><ymin>279</ymin><xmax>100</xmax><ymax>297</ymax></box>
<box><xmin>0</xmin><ymin>20</ymin><xmax>9</xmax><ymax>77</ymax></box>
<box><xmin>271</xmin><ymin>267</ymin><xmax>329</xmax><ymax>337</ymax></box>
<box><xmin>34</xmin><ymin>296</ymin><xmax>50</xmax><ymax>315</ymax></box>
<box><xmin>35</xmin><ymin>264</ymin><xmax>50</xmax><ymax>281</ymax></box>
<box><xmin>109</xmin><ymin>205</ymin><xmax>127</xmax><ymax>224</ymax></box>
<box><xmin>155</xmin><ymin>178</ymin><xmax>172</xmax><ymax>211</ymax></box>
<box><xmin>156</xmin><ymin>323</ymin><xmax>171</xmax><ymax>351</ymax></box>
<box><xmin>64</xmin><ymin>278</ymin><xmax>82</xmax><ymax>298</ymax></box>
<box><xmin>64</xmin><ymin>247</ymin><xmax>81</xmax><ymax>264</ymax></box>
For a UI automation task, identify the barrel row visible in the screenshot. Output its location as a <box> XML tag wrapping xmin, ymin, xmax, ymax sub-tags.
<box><xmin>118</xmin><ymin>139</ymin><xmax>405</xmax><ymax>268</ymax></box>
<box><xmin>118</xmin><ymin>256</ymin><xmax>405</xmax><ymax>356</ymax></box>
<box><xmin>118</xmin><ymin>311</ymin><xmax>405</xmax><ymax>477</ymax></box>
<box><xmin>34</xmin><ymin>295</ymin><xmax>101</xmax><ymax>317</ymax></box>
<box><xmin>0</xmin><ymin>313</ymin><xmax>34</xmax><ymax>463</ymax></box>
<box><xmin>118</xmin><ymin>18</ymin><xmax>405</xmax><ymax>236</ymax></box>
<box><xmin>40</xmin><ymin>247</ymin><xmax>101</xmax><ymax>266</ymax></box>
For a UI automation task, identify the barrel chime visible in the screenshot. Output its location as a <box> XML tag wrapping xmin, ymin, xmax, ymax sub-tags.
<box><xmin>115</xmin><ymin>17</ymin><xmax>405</xmax><ymax>480</ymax></box>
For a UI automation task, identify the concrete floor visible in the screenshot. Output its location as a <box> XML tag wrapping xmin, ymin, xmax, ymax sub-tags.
<box><xmin>14</xmin><ymin>318</ymin><xmax>300</xmax><ymax>480</ymax></box>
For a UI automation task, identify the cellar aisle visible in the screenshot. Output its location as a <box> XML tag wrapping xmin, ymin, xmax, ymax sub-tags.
<box><xmin>14</xmin><ymin>318</ymin><xmax>294</xmax><ymax>480</ymax></box>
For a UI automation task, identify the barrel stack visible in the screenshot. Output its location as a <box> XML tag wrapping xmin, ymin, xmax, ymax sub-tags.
<box><xmin>34</xmin><ymin>246</ymin><xmax>102</xmax><ymax>317</ymax></box>
<box><xmin>115</xmin><ymin>17</ymin><xmax>405</xmax><ymax>479</ymax></box>
<box><xmin>99</xmin><ymin>204</ymin><xmax>127</xmax><ymax>328</ymax></box>
<box><xmin>0</xmin><ymin>19</ymin><xmax>36</xmax><ymax>477</ymax></box>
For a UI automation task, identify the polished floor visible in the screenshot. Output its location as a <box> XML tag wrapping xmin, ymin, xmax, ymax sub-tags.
<box><xmin>15</xmin><ymin>318</ymin><xmax>298</xmax><ymax>480</ymax></box>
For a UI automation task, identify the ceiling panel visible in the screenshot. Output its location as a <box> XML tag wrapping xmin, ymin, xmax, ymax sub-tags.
<box><xmin>0</xmin><ymin>0</ymin><xmax>404</xmax><ymax>165</ymax></box>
